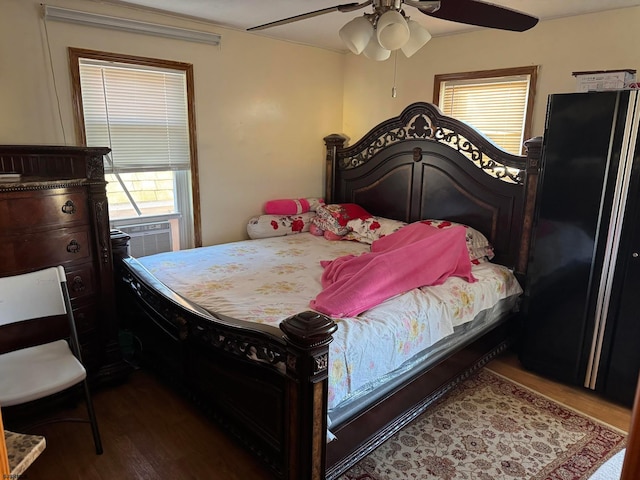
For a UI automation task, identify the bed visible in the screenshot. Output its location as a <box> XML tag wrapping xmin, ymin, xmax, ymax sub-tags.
<box><xmin>110</xmin><ymin>102</ymin><xmax>542</xmax><ymax>480</ymax></box>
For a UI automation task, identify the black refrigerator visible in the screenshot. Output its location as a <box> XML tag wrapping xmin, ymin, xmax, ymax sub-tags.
<box><xmin>520</xmin><ymin>90</ymin><xmax>640</xmax><ymax>406</ymax></box>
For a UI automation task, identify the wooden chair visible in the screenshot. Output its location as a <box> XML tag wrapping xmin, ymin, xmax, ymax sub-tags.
<box><xmin>0</xmin><ymin>266</ymin><xmax>102</xmax><ymax>454</ymax></box>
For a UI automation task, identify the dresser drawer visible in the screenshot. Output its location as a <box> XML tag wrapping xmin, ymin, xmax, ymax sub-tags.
<box><xmin>0</xmin><ymin>317</ymin><xmax>66</xmax><ymax>355</ymax></box>
<box><xmin>73</xmin><ymin>300</ymin><xmax>99</xmax><ymax>335</ymax></box>
<box><xmin>65</xmin><ymin>263</ymin><xmax>96</xmax><ymax>301</ymax></box>
<box><xmin>79</xmin><ymin>332</ymin><xmax>101</xmax><ymax>373</ymax></box>
<box><xmin>0</xmin><ymin>188</ymin><xmax>89</xmax><ymax>231</ymax></box>
<box><xmin>0</xmin><ymin>227</ymin><xmax>92</xmax><ymax>273</ymax></box>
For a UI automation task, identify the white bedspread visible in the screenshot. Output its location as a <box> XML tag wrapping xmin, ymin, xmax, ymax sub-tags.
<box><xmin>138</xmin><ymin>233</ymin><xmax>522</xmax><ymax>410</ymax></box>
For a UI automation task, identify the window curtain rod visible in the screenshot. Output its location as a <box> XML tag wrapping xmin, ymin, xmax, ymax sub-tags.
<box><xmin>42</xmin><ymin>4</ymin><xmax>221</xmax><ymax>45</ymax></box>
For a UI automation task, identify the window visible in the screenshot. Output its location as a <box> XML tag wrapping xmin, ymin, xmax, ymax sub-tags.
<box><xmin>434</xmin><ymin>66</ymin><xmax>537</xmax><ymax>155</ymax></box>
<box><xmin>69</xmin><ymin>48</ymin><xmax>201</xmax><ymax>254</ymax></box>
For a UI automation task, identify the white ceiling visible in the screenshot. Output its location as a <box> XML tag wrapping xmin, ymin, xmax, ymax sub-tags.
<box><xmin>99</xmin><ymin>0</ymin><xmax>640</xmax><ymax>52</ymax></box>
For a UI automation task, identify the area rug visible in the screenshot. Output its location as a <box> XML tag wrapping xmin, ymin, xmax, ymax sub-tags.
<box><xmin>339</xmin><ymin>369</ymin><xmax>626</xmax><ymax>480</ymax></box>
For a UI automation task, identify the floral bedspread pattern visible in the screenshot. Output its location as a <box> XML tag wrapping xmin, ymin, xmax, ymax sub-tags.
<box><xmin>138</xmin><ymin>233</ymin><xmax>522</xmax><ymax>410</ymax></box>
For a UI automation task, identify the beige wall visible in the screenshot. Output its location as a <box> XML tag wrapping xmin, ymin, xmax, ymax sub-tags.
<box><xmin>343</xmin><ymin>7</ymin><xmax>640</xmax><ymax>141</ymax></box>
<box><xmin>3</xmin><ymin>2</ymin><xmax>640</xmax><ymax>245</ymax></box>
<box><xmin>1</xmin><ymin>0</ymin><xmax>344</xmax><ymax>245</ymax></box>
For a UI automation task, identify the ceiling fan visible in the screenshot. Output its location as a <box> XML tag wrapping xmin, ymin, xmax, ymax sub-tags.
<box><xmin>248</xmin><ymin>0</ymin><xmax>538</xmax><ymax>60</ymax></box>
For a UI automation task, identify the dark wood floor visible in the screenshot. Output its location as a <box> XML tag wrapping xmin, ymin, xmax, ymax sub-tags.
<box><xmin>16</xmin><ymin>365</ymin><xmax>274</xmax><ymax>479</ymax></box>
<box><xmin>9</xmin><ymin>351</ymin><xmax>633</xmax><ymax>479</ymax></box>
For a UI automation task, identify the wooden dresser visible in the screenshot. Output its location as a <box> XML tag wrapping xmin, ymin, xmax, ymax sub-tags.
<box><xmin>0</xmin><ymin>145</ymin><xmax>128</xmax><ymax>384</ymax></box>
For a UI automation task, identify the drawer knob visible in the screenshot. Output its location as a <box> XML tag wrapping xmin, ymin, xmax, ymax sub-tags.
<box><xmin>61</xmin><ymin>200</ymin><xmax>76</xmax><ymax>215</ymax></box>
<box><xmin>72</xmin><ymin>275</ymin><xmax>85</xmax><ymax>292</ymax></box>
<box><xmin>66</xmin><ymin>240</ymin><xmax>81</xmax><ymax>253</ymax></box>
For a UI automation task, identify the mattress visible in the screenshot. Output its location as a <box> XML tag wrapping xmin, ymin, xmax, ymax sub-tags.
<box><xmin>138</xmin><ymin>233</ymin><xmax>523</xmax><ymax>411</ymax></box>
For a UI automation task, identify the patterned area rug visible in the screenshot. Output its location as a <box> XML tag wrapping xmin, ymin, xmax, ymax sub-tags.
<box><xmin>339</xmin><ymin>369</ymin><xmax>626</xmax><ymax>480</ymax></box>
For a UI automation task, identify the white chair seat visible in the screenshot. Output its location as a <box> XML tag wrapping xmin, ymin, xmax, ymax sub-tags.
<box><xmin>0</xmin><ymin>340</ymin><xmax>86</xmax><ymax>407</ymax></box>
<box><xmin>0</xmin><ymin>266</ymin><xmax>102</xmax><ymax>455</ymax></box>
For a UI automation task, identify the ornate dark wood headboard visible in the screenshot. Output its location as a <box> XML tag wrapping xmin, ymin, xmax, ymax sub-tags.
<box><xmin>324</xmin><ymin>102</ymin><xmax>541</xmax><ymax>278</ymax></box>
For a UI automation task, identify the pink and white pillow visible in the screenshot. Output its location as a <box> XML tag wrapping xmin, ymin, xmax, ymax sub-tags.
<box><xmin>247</xmin><ymin>212</ymin><xmax>315</xmax><ymax>239</ymax></box>
<box><xmin>264</xmin><ymin>197</ymin><xmax>324</xmax><ymax>215</ymax></box>
<box><xmin>311</xmin><ymin>203</ymin><xmax>372</xmax><ymax>237</ymax></box>
<box><xmin>345</xmin><ymin>216</ymin><xmax>407</xmax><ymax>244</ymax></box>
<box><xmin>309</xmin><ymin>223</ymin><xmax>344</xmax><ymax>241</ymax></box>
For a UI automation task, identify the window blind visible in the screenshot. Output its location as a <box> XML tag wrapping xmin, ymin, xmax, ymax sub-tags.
<box><xmin>79</xmin><ymin>59</ymin><xmax>190</xmax><ymax>173</ymax></box>
<box><xmin>439</xmin><ymin>77</ymin><xmax>530</xmax><ymax>155</ymax></box>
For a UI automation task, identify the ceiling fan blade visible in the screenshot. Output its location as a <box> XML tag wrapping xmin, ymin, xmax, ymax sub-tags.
<box><xmin>422</xmin><ymin>0</ymin><xmax>538</xmax><ymax>32</ymax></box>
<box><xmin>404</xmin><ymin>0</ymin><xmax>441</xmax><ymax>14</ymax></box>
<box><xmin>248</xmin><ymin>1</ymin><xmax>372</xmax><ymax>31</ymax></box>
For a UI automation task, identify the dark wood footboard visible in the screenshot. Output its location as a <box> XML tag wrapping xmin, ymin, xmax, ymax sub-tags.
<box><xmin>112</xmin><ymin>231</ymin><xmax>519</xmax><ymax>479</ymax></box>
<box><xmin>112</xmin><ymin>232</ymin><xmax>334</xmax><ymax>479</ymax></box>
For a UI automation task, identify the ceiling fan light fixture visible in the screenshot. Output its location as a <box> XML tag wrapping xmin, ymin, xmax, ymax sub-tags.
<box><xmin>401</xmin><ymin>19</ymin><xmax>431</xmax><ymax>57</ymax></box>
<box><xmin>375</xmin><ymin>10</ymin><xmax>410</xmax><ymax>50</ymax></box>
<box><xmin>339</xmin><ymin>15</ymin><xmax>374</xmax><ymax>54</ymax></box>
<box><xmin>362</xmin><ymin>36</ymin><xmax>391</xmax><ymax>61</ymax></box>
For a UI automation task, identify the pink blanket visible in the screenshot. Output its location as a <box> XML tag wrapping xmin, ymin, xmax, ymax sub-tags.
<box><xmin>310</xmin><ymin>223</ymin><xmax>476</xmax><ymax>317</ymax></box>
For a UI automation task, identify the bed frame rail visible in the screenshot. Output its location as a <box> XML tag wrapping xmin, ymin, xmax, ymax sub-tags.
<box><xmin>111</xmin><ymin>233</ymin><xmax>336</xmax><ymax>479</ymax></box>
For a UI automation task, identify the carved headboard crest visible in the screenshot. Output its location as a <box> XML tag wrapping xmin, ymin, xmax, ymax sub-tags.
<box><xmin>333</xmin><ymin>102</ymin><xmax>525</xmax><ymax>185</ymax></box>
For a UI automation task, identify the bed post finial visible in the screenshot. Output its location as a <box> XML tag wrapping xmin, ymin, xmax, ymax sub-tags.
<box><xmin>110</xmin><ymin>229</ymin><xmax>131</xmax><ymax>260</ymax></box>
<box><xmin>280</xmin><ymin>311</ymin><xmax>337</xmax><ymax>480</ymax></box>
<box><xmin>324</xmin><ymin>134</ymin><xmax>348</xmax><ymax>204</ymax></box>
<box><xmin>517</xmin><ymin>136</ymin><xmax>543</xmax><ymax>277</ymax></box>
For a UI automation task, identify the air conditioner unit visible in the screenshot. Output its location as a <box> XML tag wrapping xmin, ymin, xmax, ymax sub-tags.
<box><xmin>118</xmin><ymin>221</ymin><xmax>172</xmax><ymax>257</ymax></box>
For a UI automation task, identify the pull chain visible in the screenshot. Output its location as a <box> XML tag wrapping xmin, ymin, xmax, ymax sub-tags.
<box><xmin>391</xmin><ymin>50</ymin><xmax>398</xmax><ymax>98</ymax></box>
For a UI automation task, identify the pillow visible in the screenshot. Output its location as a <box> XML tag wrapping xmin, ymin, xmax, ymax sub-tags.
<box><xmin>309</xmin><ymin>223</ymin><xmax>325</xmax><ymax>236</ymax></box>
<box><xmin>419</xmin><ymin>219</ymin><xmax>494</xmax><ymax>261</ymax></box>
<box><xmin>264</xmin><ymin>197</ymin><xmax>324</xmax><ymax>215</ymax></box>
<box><xmin>309</xmin><ymin>221</ymin><xmax>350</xmax><ymax>241</ymax></box>
<box><xmin>247</xmin><ymin>212</ymin><xmax>315</xmax><ymax>239</ymax></box>
<box><xmin>311</xmin><ymin>203</ymin><xmax>372</xmax><ymax>236</ymax></box>
<box><xmin>323</xmin><ymin>230</ymin><xmax>344</xmax><ymax>241</ymax></box>
<box><xmin>345</xmin><ymin>216</ymin><xmax>407</xmax><ymax>244</ymax></box>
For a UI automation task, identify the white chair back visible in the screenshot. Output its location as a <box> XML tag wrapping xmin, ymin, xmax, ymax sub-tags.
<box><xmin>0</xmin><ymin>265</ymin><xmax>102</xmax><ymax>455</ymax></box>
<box><xmin>0</xmin><ymin>266</ymin><xmax>67</xmax><ymax>326</ymax></box>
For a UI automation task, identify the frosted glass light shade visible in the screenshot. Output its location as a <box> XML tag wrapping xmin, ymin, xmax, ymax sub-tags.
<box><xmin>339</xmin><ymin>16</ymin><xmax>374</xmax><ymax>54</ymax></box>
<box><xmin>401</xmin><ymin>19</ymin><xmax>431</xmax><ymax>57</ymax></box>
<box><xmin>362</xmin><ymin>36</ymin><xmax>391</xmax><ymax>61</ymax></box>
<box><xmin>376</xmin><ymin>10</ymin><xmax>409</xmax><ymax>50</ymax></box>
